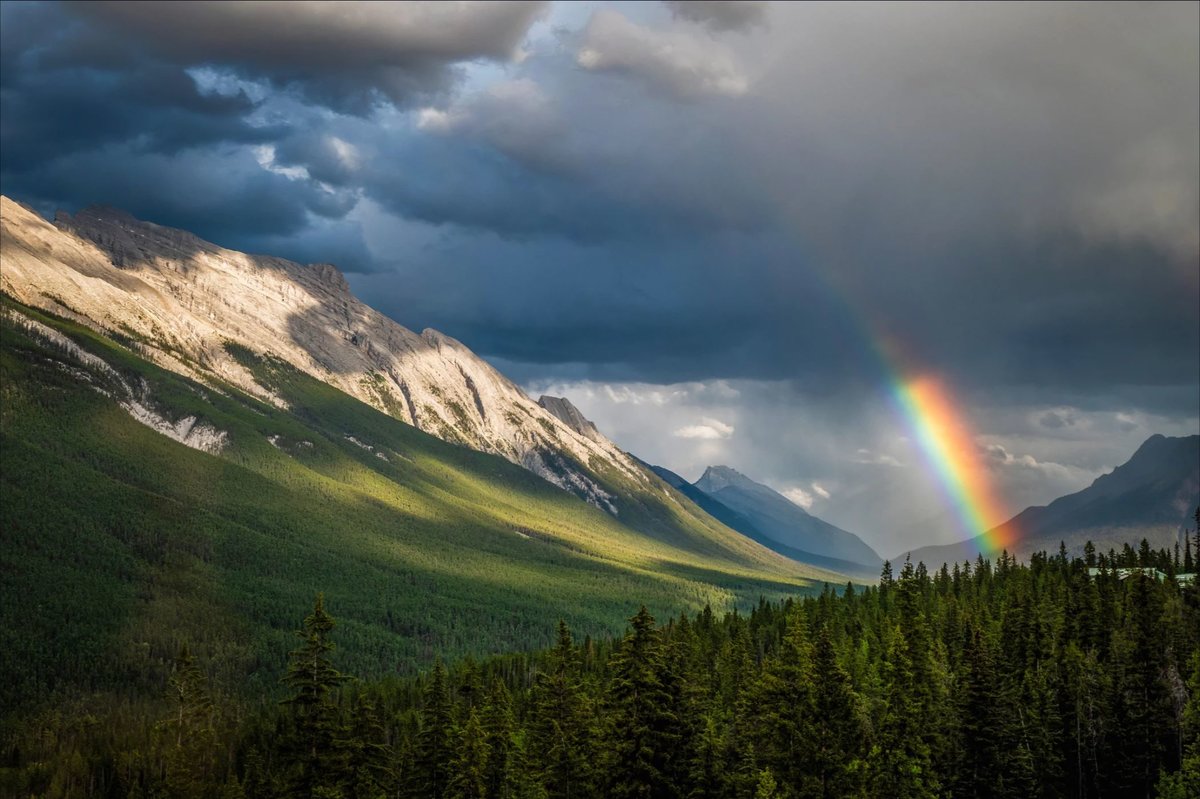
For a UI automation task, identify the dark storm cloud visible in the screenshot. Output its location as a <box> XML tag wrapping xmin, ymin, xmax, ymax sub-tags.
<box><xmin>0</xmin><ymin>1</ymin><xmax>1196</xmax><ymax>423</ymax></box>
<box><xmin>66</xmin><ymin>1</ymin><xmax>548</xmax><ymax>113</ymax></box>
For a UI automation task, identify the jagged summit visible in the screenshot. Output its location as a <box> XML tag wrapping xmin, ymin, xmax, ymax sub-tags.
<box><xmin>0</xmin><ymin>195</ymin><xmax>645</xmax><ymax>509</ymax></box>
<box><xmin>538</xmin><ymin>395</ymin><xmax>604</xmax><ymax>443</ymax></box>
<box><xmin>696</xmin><ymin>465</ymin><xmax>760</xmax><ymax>495</ymax></box>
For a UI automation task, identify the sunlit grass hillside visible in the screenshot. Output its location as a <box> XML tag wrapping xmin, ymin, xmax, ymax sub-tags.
<box><xmin>0</xmin><ymin>297</ymin><xmax>839</xmax><ymax>712</ymax></box>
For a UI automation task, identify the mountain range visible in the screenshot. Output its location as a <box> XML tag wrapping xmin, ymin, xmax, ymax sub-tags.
<box><xmin>902</xmin><ymin>433</ymin><xmax>1200</xmax><ymax>567</ymax></box>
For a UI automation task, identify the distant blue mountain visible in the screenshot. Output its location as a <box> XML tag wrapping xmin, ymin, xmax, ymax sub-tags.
<box><xmin>646</xmin><ymin>463</ymin><xmax>881</xmax><ymax>573</ymax></box>
<box><xmin>902</xmin><ymin>434</ymin><xmax>1200</xmax><ymax>568</ymax></box>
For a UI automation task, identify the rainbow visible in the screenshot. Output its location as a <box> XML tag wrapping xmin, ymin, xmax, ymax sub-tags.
<box><xmin>886</xmin><ymin>371</ymin><xmax>1015</xmax><ymax>557</ymax></box>
<box><xmin>774</xmin><ymin>241</ymin><xmax>1015</xmax><ymax>560</ymax></box>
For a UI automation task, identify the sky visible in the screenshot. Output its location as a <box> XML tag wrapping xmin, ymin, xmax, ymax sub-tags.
<box><xmin>2</xmin><ymin>1</ymin><xmax>1197</xmax><ymax>555</ymax></box>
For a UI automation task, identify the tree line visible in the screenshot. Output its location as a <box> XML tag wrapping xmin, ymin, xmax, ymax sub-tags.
<box><xmin>5</xmin><ymin>535</ymin><xmax>1200</xmax><ymax>798</ymax></box>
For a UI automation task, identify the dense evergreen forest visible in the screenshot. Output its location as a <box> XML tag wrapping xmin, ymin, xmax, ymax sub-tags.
<box><xmin>3</xmin><ymin>536</ymin><xmax>1199</xmax><ymax>799</ymax></box>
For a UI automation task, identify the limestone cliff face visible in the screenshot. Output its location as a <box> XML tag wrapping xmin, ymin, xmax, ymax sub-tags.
<box><xmin>0</xmin><ymin>197</ymin><xmax>644</xmax><ymax>508</ymax></box>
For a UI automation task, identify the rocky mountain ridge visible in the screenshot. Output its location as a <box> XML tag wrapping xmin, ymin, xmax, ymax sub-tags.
<box><xmin>0</xmin><ymin>196</ymin><xmax>645</xmax><ymax>509</ymax></box>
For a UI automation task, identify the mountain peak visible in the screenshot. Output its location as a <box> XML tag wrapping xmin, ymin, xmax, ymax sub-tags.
<box><xmin>693</xmin><ymin>464</ymin><xmax>881</xmax><ymax>567</ymax></box>
<box><xmin>538</xmin><ymin>395</ymin><xmax>603</xmax><ymax>443</ymax></box>
<box><xmin>695</xmin><ymin>465</ymin><xmax>754</xmax><ymax>493</ymax></box>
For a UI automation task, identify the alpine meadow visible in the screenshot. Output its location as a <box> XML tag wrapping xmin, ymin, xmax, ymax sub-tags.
<box><xmin>1</xmin><ymin>2</ymin><xmax>1198</xmax><ymax>798</ymax></box>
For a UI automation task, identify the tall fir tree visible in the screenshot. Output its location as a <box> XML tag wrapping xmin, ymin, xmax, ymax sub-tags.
<box><xmin>160</xmin><ymin>644</ymin><xmax>217</xmax><ymax>799</ymax></box>
<box><xmin>530</xmin><ymin>620</ymin><xmax>593</xmax><ymax>799</ymax></box>
<box><xmin>281</xmin><ymin>593</ymin><xmax>349</xmax><ymax>798</ymax></box>
<box><xmin>447</xmin><ymin>708</ymin><xmax>490</xmax><ymax>799</ymax></box>
<box><xmin>603</xmin><ymin>606</ymin><xmax>679</xmax><ymax>799</ymax></box>
<box><xmin>810</xmin><ymin>627</ymin><xmax>868</xmax><ymax>798</ymax></box>
<box><xmin>414</xmin><ymin>659</ymin><xmax>456</xmax><ymax>799</ymax></box>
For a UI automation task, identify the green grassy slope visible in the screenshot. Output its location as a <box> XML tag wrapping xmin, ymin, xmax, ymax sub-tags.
<box><xmin>0</xmin><ymin>298</ymin><xmax>837</xmax><ymax>711</ymax></box>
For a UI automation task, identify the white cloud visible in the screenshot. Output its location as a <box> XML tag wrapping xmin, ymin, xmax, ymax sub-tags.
<box><xmin>673</xmin><ymin>417</ymin><xmax>735</xmax><ymax>439</ymax></box>
<box><xmin>782</xmin><ymin>486</ymin><xmax>814</xmax><ymax>508</ymax></box>
<box><xmin>576</xmin><ymin>9</ymin><xmax>750</xmax><ymax>99</ymax></box>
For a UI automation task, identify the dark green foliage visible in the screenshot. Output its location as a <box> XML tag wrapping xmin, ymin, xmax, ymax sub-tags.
<box><xmin>281</xmin><ymin>594</ymin><xmax>350</xmax><ymax>798</ymax></box>
<box><xmin>529</xmin><ymin>621</ymin><xmax>593</xmax><ymax>799</ymax></box>
<box><xmin>447</xmin><ymin>708</ymin><xmax>489</xmax><ymax>799</ymax></box>
<box><xmin>3</xmin><ymin>301</ymin><xmax>1199</xmax><ymax>797</ymax></box>
<box><xmin>415</xmin><ymin>660</ymin><xmax>455</xmax><ymax>798</ymax></box>
<box><xmin>2</xmin><ymin>552</ymin><xmax>1197</xmax><ymax>797</ymax></box>
<box><xmin>602</xmin><ymin>606</ymin><xmax>679</xmax><ymax>799</ymax></box>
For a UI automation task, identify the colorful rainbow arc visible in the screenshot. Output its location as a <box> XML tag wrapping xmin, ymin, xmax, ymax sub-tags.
<box><xmin>769</xmin><ymin>237</ymin><xmax>1016</xmax><ymax>560</ymax></box>
<box><xmin>888</xmin><ymin>373</ymin><xmax>1016</xmax><ymax>558</ymax></box>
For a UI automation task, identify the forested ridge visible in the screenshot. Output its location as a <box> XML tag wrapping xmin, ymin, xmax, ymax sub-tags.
<box><xmin>4</xmin><ymin>534</ymin><xmax>1199</xmax><ymax>799</ymax></box>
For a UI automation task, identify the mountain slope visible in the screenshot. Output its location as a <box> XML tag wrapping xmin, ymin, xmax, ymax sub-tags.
<box><xmin>902</xmin><ymin>434</ymin><xmax>1200</xmax><ymax>567</ymax></box>
<box><xmin>693</xmin><ymin>465</ymin><xmax>882</xmax><ymax>568</ymax></box>
<box><xmin>0</xmin><ymin>297</ymin><xmax>841</xmax><ymax>710</ymax></box>
<box><xmin>0</xmin><ymin>196</ymin><xmax>809</xmax><ymax>560</ymax></box>
<box><xmin>0</xmin><ymin>197</ymin><xmax>641</xmax><ymax>511</ymax></box>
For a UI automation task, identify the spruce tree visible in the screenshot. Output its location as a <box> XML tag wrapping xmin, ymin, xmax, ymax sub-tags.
<box><xmin>481</xmin><ymin>678</ymin><xmax>518</xmax><ymax>799</ymax></box>
<box><xmin>751</xmin><ymin>608</ymin><xmax>817</xmax><ymax>794</ymax></box>
<box><xmin>281</xmin><ymin>593</ymin><xmax>349</xmax><ymax>798</ymax></box>
<box><xmin>603</xmin><ymin>606</ymin><xmax>679</xmax><ymax>799</ymax></box>
<box><xmin>160</xmin><ymin>644</ymin><xmax>217</xmax><ymax>799</ymax></box>
<box><xmin>870</xmin><ymin>624</ymin><xmax>938</xmax><ymax>798</ymax></box>
<box><xmin>415</xmin><ymin>659</ymin><xmax>456</xmax><ymax>798</ymax></box>
<box><xmin>530</xmin><ymin>620</ymin><xmax>593</xmax><ymax>799</ymax></box>
<box><xmin>810</xmin><ymin>627</ymin><xmax>868</xmax><ymax>798</ymax></box>
<box><xmin>345</xmin><ymin>693</ymin><xmax>393</xmax><ymax>799</ymax></box>
<box><xmin>447</xmin><ymin>708</ymin><xmax>490</xmax><ymax>799</ymax></box>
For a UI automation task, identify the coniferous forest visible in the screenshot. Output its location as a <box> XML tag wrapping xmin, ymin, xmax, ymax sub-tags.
<box><xmin>3</xmin><ymin>540</ymin><xmax>1200</xmax><ymax>799</ymax></box>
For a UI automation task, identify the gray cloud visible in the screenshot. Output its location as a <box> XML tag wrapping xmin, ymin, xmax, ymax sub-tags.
<box><xmin>577</xmin><ymin>9</ymin><xmax>750</xmax><ymax>98</ymax></box>
<box><xmin>524</xmin><ymin>376</ymin><xmax>1199</xmax><ymax>553</ymax></box>
<box><xmin>664</xmin><ymin>1</ymin><xmax>768</xmax><ymax>32</ymax></box>
<box><xmin>67</xmin><ymin>1</ymin><xmax>548</xmax><ymax>112</ymax></box>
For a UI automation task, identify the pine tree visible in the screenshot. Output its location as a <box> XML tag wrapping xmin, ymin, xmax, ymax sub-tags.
<box><xmin>870</xmin><ymin>624</ymin><xmax>938</xmax><ymax>798</ymax></box>
<box><xmin>160</xmin><ymin>645</ymin><xmax>217</xmax><ymax>799</ymax></box>
<box><xmin>753</xmin><ymin>768</ymin><xmax>780</xmax><ymax>799</ymax></box>
<box><xmin>956</xmin><ymin>626</ymin><xmax>1006</xmax><ymax>797</ymax></box>
<box><xmin>1157</xmin><ymin>652</ymin><xmax>1200</xmax><ymax>797</ymax></box>
<box><xmin>603</xmin><ymin>606</ymin><xmax>679</xmax><ymax>799</ymax></box>
<box><xmin>447</xmin><ymin>708</ymin><xmax>490</xmax><ymax>799</ymax></box>
<box><xmin>810</xmin><ymin>627</ymin><xmax>868</xmax><ymax>798</ymax></box>
<box><xmin>481</xmin><ymin>679</ymin><xmax>518</xmax><ymax>799</ymax></box>
<box><xmin>345</xmin><ymin>693</ymin><xmax>393</xmax><ymax>799</ymax></box>
<box><xmin>415</xmin><ymin>659</ymin><xmax>456</xmax><ymax>799</ymax></box>
<box><xmin>281</xmin><ymin>593</ymin><xmax>349</xmax><ymax>798</ymax></box>
<box><xmin>1115</xmin><ymin>573</ymin><xmax>1175</xmax><ymax>794</ymax></box>
<box><xmin>530</xmin><ymin>620</ymin><xmax>593</xmax><ymax>799</ymax></box>
<box><xmin>751</xmin><ymin>608</ymin><xmax>817</xmax><ymax>795</ymax></box>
